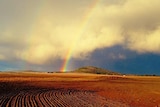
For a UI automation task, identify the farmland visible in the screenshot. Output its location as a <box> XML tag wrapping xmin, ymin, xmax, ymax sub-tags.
<box><xmin>0</xmin><ymin>72</ymin><xmax>160</xmax><ymax>107</ymax></box>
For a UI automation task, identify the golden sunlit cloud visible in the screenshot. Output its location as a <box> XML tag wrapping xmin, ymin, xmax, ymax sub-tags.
<box><xmin>0</xmin><ymin>54</ymin><xmax>5</xmax><ymax>60</ymax></box>
<box><xmin>0</xmin><ymin>0</ymin><xmax>160</xmax><ymax>65</ymax></box>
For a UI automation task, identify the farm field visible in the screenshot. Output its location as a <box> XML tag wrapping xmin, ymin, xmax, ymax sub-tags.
<box><xmin>0</xmin><ymin>72</ymin><xmax>160</xmax><ymax>107</ymax></box>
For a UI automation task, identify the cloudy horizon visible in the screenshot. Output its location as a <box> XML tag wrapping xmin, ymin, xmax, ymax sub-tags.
<box><xmin>0</xmin><ymin>0</ymin><xmax>160</xmax><ymax>74</ymax></box>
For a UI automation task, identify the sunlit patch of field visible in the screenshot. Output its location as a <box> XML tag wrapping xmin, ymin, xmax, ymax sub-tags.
<box><xmin>0</xmin><ymin>72</ymin><xmax>160</xmax><ymax>107</ymax></box>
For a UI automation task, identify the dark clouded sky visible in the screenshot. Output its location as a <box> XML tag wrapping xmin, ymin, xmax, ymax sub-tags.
<box><xmin>0</xmin><ymin>0</ymin><xmax>160</xmax><ymax>75</ymax></box>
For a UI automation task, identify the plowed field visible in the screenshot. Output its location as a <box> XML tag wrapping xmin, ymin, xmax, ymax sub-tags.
<box><xmin>0</xmin><ymin>89</ymin><xmax>129</xmax><ymax>107</ymax></box>
<box><xmin>0</xmin><ymin>72</ymin><xmax>160</xmax><ymax>107</ymax></box>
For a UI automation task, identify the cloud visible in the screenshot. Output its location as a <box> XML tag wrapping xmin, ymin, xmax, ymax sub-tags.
<box><xmin>0</xmin><ymin>0</ymin><xmax>160</xmax><ymax>65</ymax></box>
<box><xmin>99</xmin><ymin>0</ymin><xmax>160</xmax><ymax>53</ymax></box>
<box><xmin>108</xmin><ymin>53</ymin><xmax>126</xmax><ymax>60</ymax></box>
<box><xmin>126</xmin><ymin>27</ymin><xmax>160</xmax><ymax>53</ymax></box>
<box><xmin>18</xmin><ymin>18</ymin><xmax>124</xmax><ymax>64</ymax></box>
<box><xmin>0</xmin><ymin>54</ymin><xmax>5</xmax><ymax>60</ymax></box>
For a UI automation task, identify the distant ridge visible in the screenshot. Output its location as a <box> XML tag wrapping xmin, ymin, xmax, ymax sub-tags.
<box><xmin>72</xmin><ymin>66</ymin><xmax>120</xmax><ymax>75</ymax></box>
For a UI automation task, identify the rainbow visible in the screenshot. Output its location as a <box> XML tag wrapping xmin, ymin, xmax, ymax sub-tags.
<box><xmin>60</xmin><ymin>0</ymin><xmax>101</xmax><ymax>72</ymax></box>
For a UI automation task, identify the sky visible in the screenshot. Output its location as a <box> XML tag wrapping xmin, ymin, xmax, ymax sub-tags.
<box><xmin>0</xmin><ymin>0</ymin><xmax>160</xmax><ymax>75</ymax></box>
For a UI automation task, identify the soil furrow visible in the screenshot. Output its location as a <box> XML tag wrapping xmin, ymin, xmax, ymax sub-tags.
<box><xmin>40</xmin><ymin>91</ymin><xmax>52</xmax><ymax>107</ymax></box>
<box><xmin>0</xmin><ymin>89</ymin><xmax>129</xmax><ymax>107</ymax></box>
<box><xmin>44</xmin><ymin>91</ymin><xmax>56</xmax><ymax>107</ymax></box>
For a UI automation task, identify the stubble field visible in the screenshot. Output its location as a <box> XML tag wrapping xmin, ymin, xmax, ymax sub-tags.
<box><xmin>0</xmin><ymin>72</ymin><xmax>160</xmax><ymax>107</ymax></box>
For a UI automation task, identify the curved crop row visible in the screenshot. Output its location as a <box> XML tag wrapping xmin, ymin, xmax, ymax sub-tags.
<box><xmin>0</xmin><ymin>89</ymin><xmax>129</xmax><ymax>107</ymax></box>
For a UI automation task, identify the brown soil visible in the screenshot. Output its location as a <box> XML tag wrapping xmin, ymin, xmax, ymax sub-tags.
<box><xmin>0</xmin><ymin>72</ymin><xmax>160</xmax><ymax>107</ymax></box>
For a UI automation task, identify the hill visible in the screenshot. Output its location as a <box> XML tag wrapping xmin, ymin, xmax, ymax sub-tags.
<box><xmin>72</xmin><ymin>66</ymin><xmax>120</xmax><ymax>75</ymax></box>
